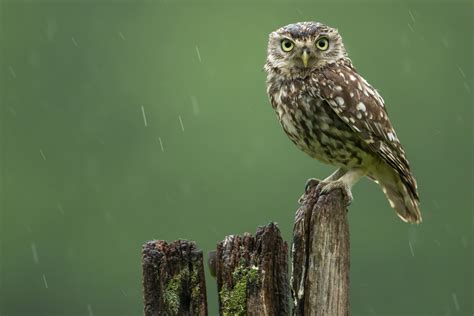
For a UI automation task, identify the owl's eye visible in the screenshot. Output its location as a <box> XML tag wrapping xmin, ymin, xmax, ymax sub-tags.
<box><xmin>316</xmin><ymin>37</ymin><xmax>329</xmax><ymax>50</ymax></box>
<box><xmin>281</xmin><ymin>39</ymin><xmax>294</xmax><ymax>52</ymax></box>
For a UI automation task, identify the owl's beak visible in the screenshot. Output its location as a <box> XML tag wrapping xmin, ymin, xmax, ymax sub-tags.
<box><xmin>301</xmin><ymin>50</ymin><xmax>309</xmax><ymax>67</ymax></box>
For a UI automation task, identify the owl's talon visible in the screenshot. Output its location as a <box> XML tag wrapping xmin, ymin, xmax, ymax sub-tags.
<box><xmin>305</xmin><ymin>178</ymin><xmax>320</xmax><ymax>193</ymax></box>
<box><xmin>298</xmin><ymin>178</ymin><xmax>321</xmax><ymax>204</ymax></box>
<box><xmin>318</xmin><ymin>180</ymin><xmax>353</xmax><ymax>205</ymax></box>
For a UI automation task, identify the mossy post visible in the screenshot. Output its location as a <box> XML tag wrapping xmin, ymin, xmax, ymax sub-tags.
<box><xmin>291</xmin><ymin>180</ymin><xmax>350</xmax><ymax>316</ymax></box>
<box><xmin>142</xmin><ymin>240</ymin><xmax>207</xmax><ymax>316</ymax></box>
<box><xmin>214</xmin><ymin>223</ymin><xmax>289</xmax><ymax>315</ymax></box>
<box><xmin>142</xmin><ymin>183</ymin><xmax>350</xmax><ymax>315</ymax></box>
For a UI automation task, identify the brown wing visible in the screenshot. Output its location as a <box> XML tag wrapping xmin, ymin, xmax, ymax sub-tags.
<box><xmin>311</xmin><ymin>60</ymin><xmax>419</xmax><ymax>200</ymax></box>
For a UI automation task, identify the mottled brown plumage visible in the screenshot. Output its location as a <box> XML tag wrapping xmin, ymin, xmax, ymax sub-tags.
<box><xmin>264</xmin><ymin>22</ymin><xmax>422</xmax><ymax>223</ymax></box>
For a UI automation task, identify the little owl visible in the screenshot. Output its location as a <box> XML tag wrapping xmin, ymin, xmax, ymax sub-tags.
<box><xmin>264</xmin><ymin>22</ymin><xmax>422</xmax><ymax>223</ymax></box>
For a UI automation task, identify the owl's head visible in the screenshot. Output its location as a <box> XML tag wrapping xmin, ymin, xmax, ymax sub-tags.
<box><xmin>265</xmin><ymin>22</ymin><xmax>348</xmax><ymax>76</ymax></box>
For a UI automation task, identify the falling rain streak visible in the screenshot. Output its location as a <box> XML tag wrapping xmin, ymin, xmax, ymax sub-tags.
<box><xmin>195</xmin><ymin>46</ymin><xmax>202</xmax><ymax>63</ymax></box>
<box><xmin>71</xmin><ymin>37</ymin><xmax>79</xmax><ymax>47</ymax></box>
<box><xmin>31</xmin><ymin>242</ymin><xmax>39</xmax><ymax>263</ymax></box>
<box><xmin>158</xmin><ymin>137</ymin><xmax>164</xmax><ymax>152</ymax></box>
<box><xmin>451</xmin><ymin>293</ymin><xmax>460</xmax><ymax>311</ymax></box>
<box><xmin>118</xmin><ymin>31</ymin><xmax>125</xmax><ymax>40</ymax></box>
<box><xmin>40</xmin><ymin>149</ymin><xmax>47</xmax><ymax>161</ymax></box>
<box><xmin>141</xmin><ymin>106</ymin><xmax>148</xmax><ymax>127</ymax></box>
<box><xmin>57</xmin><ymin>202</ymin><xmax>65</xmax><ymax>214</ymax></box>
<box><xmin>191</xmin><ymin>96</ymin><xmax>200</xmax><ymax>116</ymax></box>
<box><xmin>178</xmin><ymin>115</ymin><xmax>184</xmax><ymax>131</ymax></box>
<box><xmin>463</xmin><ymin>82</ymin><xmax>471</xmax><ymax>94</ymax></box>
<box><xmin>455</xmin><ymin>66</ymin><xmax>471</xmax><ymax>93</ymax></box>
<box><xmin>87</xmin><ymin>304</ymin><xmax>94</xmax><ymax>316</ymax></box>
<box><xmin>42</xmin><ymin>274</ymin><xmax>49</xmax><ymax>289</ymax></box>
<box><xmin>8</xmin><ymin>66</ymin><xmax>16</xmax><ymax>78</ymax></box>
<box><xmin>408</xmin><ymin>10</ymin><xmax>416</xmax><ymax>22</ymax></box>
<box><xmin>408</xmin><ymin>241</ymin><xmax>415</xmax><ymax>257</ymax></box>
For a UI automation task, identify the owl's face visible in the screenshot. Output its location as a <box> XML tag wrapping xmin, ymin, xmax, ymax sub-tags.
<box><xmin>266</xmin><ymin>22</ymin><xmax>348</xmax><ymax>76</ymax></box>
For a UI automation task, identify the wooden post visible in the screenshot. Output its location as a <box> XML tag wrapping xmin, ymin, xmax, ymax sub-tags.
<box><xmin>142</xmin><ymin>183</ymin><xmax>350</xmax><ymax>315</ymax></box>
<box><xmin>142</xmin><ymin>240</ymin><xmax>208</xmax><ymax>316</ymax></box>
<box><xmin>291</xmin><ymin>180</ymin><xmax>350</xmax><ymax>316</ymax></box>
<box><xmin>214</xmin><ymin>223</ymin><xmax>289</xmax><ymax>315</ymax></box>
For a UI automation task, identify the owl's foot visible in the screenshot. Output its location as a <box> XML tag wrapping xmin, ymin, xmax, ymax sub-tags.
<box><xmin>305</xmin><ymin>178</ymin><xmax>320</xmax><ymax>192</ymax></box>
<box><xmin>318</xmin><ymin>180</ymin><xmax>353</xmax><ymax>205</ymax></box>
<box><xmin>298</xmin><ymin>178</ymin><xmax>321</xmax><ymax>204</ymax></box>
<box><xmin>298</xmin><ymin>169</ymin><xmax>363</xmax><ymax>205</ymax></box>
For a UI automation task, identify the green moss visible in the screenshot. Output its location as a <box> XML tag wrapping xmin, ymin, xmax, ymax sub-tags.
<box><xmin>219</xmin><ymin>265</ymin><xmax>260</xmax><ymax>316</ymax></box>
<box><xmin>190</xmin><ymin>268</ymin><xmax>201</xmax><ymax>314</ymax></box>
<box><xmin>163</xmin><ymin>267</ymin><xmax>189</xmax><ymax>314</ymax></box>
<box><xmin>190</xmin><ymin>268</ymin><xmax>199</xmax><ymax>287</ymax></box>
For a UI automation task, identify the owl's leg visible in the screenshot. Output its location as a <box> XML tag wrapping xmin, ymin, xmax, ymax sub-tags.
<box><xmin>303</xmin><ymin>168</ymin><xmax>347</xmax><ymax>192</ymax></box>
<box><xmin>319</xmin><ymin>168</ymin><xmax>365</xmax><ymax>204</ymax></box>
<box><xmin>322</xmin><ymin>168</ymin><xmax>348</xmax><ymax>182</ymax></box>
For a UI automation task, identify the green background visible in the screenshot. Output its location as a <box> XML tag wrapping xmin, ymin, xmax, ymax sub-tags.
<box><xmin>0</xmin><ymin>0</ymin><xmax>472</xmax><ymax>315</ymax></box>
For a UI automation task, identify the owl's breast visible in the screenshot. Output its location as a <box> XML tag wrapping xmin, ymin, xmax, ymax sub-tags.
<box><xmin>268</xmin><ymin>79</ymin><xmax>371</xmax><ymax>168</ymax></box>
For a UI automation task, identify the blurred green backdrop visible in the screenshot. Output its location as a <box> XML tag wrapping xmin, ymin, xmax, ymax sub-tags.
<box><xmin>0</xmin><ymin>0</ymin><xmax>472</xmax><ymax>315</ymax></box>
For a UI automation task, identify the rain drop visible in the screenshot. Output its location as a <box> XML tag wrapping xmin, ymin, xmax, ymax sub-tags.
<box><xmin>451</xmin><ymin>292</ymin><xmax>460</xmax><ymax>311</ymax></box>
<box><xmin>31</xmin><ymin>242</ymin><xmax>39</xmax><ymax>264</ymax></box>
<box><xmin>87</xmin><ymin>304</ymin><xmax>94</xmax><ymax>316</ymax></box>
<box><xmin>408</xmin><ymin>9</ymin><xmax>416</xmax><ymax>22</ymax></box>
<box><xmin>42</xmin><ymin>273</ymin><xmax>49</xmax><ymax>289</ymax></box>
<box><xmin>40</xmin><ymin>149</ymin><xmax>47</xmax><ymax>161</ymax></box>
<box><xmin>191</xmin><ymin>96</ymin><xmax>200</xmax><ymax>116</ymax></box>
<box><xmin>408</xmin><ymin>241</ymin><xmax>415</xmax><ymax>257</ymax></box>
<box><xmin>178</xmin><ymin>115</ymin><xmax>184</xmax><ymax>132</ymax></box>
<box><xmin>8</xmin><ymin>66</ymin><xmax>16</xmax><ymax>78</ymax></box>
<box><xmin>57</xmin><ymin>202</ymin><xmax>65</xmax><ymax>214</ymax></box>
<box><xmin>195</xmin><ymin>46</ymin><xmax>202</xmax><ymax>63</ymax></box>
<box><xmin>141</xmin><ymin>105</ymin><xmax>148</xmax><ymax>127</ymax></box>
<box><xmin>158</xmin><ymin>137</ymin><xmax>164</xmax><ymax>152</ymax></box>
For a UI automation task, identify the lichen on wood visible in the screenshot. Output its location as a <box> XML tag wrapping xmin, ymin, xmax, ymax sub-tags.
<box><xmin>219</xmin><ymin>264</ymin><xmax>260</xmax><ymax>315</ymax></box>
<box><xmin>215</xmin><ymin>223</ymin><xmax>289</xmax><ymax>316</ymax></box>
<box><xmin>142</xmin><ymin>240</ymin><xmax>207</xmax><ymax>316</ymax></box>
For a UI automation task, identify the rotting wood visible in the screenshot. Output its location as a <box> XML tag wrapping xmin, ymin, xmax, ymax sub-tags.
<box><xmin>142</xmin><ymin>181</ymin><xmax>351</xmax><ymax>315</ymax></box>
<box><xmin>142</xmin><ymin>239</ymin><xmax>207</xmax><ymax>316</ymax></box>
<box><xmin>215</xmin><ymin>223</ymin><xmax>289</xmax><ymax>316</ymax></box>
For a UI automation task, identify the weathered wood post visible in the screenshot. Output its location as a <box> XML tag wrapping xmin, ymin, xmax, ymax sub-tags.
<box><xmin>213</xmin><ymin>223</ymin><xmax>290</xmax><ymax>315</ymax></box>
<box><xmin>291</xmin><ymin>180</ymin><xmax>350</xmax><ymax>316</ymax></box>
<box><xmin>142</xmin><ymin>240</ymin><xmax>208</xmax><ymax>316</ymax></box>
<box><xmin>142</xmin><ymin>182</ymin><xmax>351</xmax><ymax>315</ymax></box>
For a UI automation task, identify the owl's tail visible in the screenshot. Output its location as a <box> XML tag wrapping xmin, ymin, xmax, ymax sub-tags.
<box><xmin>372</xmin><ymin>167</ymin><xmax>422</xmax><ymax>223</ymax></box>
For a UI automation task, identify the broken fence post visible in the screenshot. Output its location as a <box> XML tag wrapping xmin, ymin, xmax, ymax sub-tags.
<box><xmin>215</xmin><ymin>222</ymin><xmax>290</xmax><ymax>315</ymax></box>
<box><xmin>142</xmin><ymin>240</ymin><xmax>208</xmax><ymax>316</ymax></box>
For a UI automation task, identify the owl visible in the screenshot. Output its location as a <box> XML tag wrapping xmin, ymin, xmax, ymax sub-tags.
<box><xmin>264</xmin><ymin>22</ymin><xmax>422</xmax><ymax>223</ymax></box>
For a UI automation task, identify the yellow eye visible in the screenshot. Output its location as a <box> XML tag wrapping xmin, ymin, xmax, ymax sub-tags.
<box><xmin>316</xmin><ymin>37</ymin><xmax>329</xmax><ymax>50</ymax></box>
<box><xmin>281</xmin><ymin>39</ymin><xmax>294</xmax><ymax>52</ymax></box>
